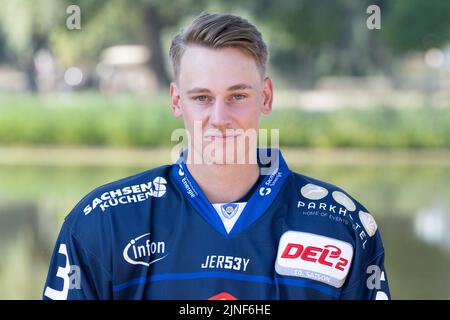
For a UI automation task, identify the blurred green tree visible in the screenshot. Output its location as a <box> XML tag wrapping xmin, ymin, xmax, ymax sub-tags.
<box><xmin>50</xmin><ymin>0</ymin><xmax>208</xmax><ymax>89</ymax></box>
<box><xmin>219</xmin><ymin>0</ymin><xmax>450</xmax><ymax>87</ymax></box>
<box><xmin>0</xmin><ymin>0</ymin><xmax>209</xmax><ymax>91</ymax></box>
<box><xmin>0</xmin><ymin>0</ymin><xmax>64</xmax><ymax>91</ymax></box>
<box><xmin>240</xmin><ymin>0</ymin><xmax>397</xmax><ymax>87</ymax></box>
<box><xmin>383</xmin><ymin>0</ymin><xmax>450</xmax><ymax>52</ymax></box>
<box><xmin>1</xmin><ymin>0</ymin><xmax>450</xmax><ymax>91</ymax></box>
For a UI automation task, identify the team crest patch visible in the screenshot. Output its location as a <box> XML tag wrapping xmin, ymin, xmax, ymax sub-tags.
<box><xmin>221</xmin><ymin>203</ymin><xmax>239</xmax><ymax>219</ymax></box>
<box><xmin>275</xmin><ymin>231</ymin><xmax>354</xmax><ymax>288</ymax></box>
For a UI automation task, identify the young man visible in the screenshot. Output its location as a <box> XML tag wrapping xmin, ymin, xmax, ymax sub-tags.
<box><xmin>43</xmin><ymin>12</ymin><xmax>390</xmax><ymax>300</ymax></box>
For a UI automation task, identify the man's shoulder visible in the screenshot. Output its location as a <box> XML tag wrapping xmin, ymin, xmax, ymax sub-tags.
<box><xmin>64</xmin><ymin>164</ymin><xmax>173</xmax><ymax>229</ymax></box>
<box><xmin>288</xmin><ymin>169</ymin><xmax>375</xmax><ymax>222</ymax></box>
<box><xmin>49</xmin><ymin>165</ymin><xmax>172</xmax><ymax>273</ymax></box>
<box><xmin>289</xmin><ymin>170</ymin><xmax>362</xmax><ymax>207</ymax></box>
<box><xmin>288</xmin><ymin>170</ymin><xmax>382</xmax><ymax>250</ymax></box>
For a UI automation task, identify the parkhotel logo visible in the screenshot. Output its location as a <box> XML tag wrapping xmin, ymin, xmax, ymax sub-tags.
<box><xmin>170</xmin><ymin>121</ymin><xmax>280</xmax><ymax>174</ymax></box>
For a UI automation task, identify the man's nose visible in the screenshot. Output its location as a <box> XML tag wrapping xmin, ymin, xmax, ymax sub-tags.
<box><xmin>209</xmin><ymin>99</ymin><xmax>232</xmax><ymax>128</ymax></box>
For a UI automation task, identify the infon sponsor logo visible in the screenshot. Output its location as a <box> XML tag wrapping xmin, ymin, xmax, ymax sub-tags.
<box><xmin>123</xmin><ymin>233</ymin><xmax>167</xmax><ymax>267</ymax></box>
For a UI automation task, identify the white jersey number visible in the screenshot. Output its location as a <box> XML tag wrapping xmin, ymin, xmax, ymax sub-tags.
<box><xmin>44</xmin><ymin>244</ymin><xmax>71</xmax><ymax>300</ymax></box>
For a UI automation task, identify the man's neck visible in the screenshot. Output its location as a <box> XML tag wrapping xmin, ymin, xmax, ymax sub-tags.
<box><xmin>186</xmin><ymin>160</ymin><xmax>260</xmax><ymax>204</ymax></box>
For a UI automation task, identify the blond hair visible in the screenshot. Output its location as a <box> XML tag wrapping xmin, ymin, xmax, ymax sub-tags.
<box><xmin>169</xmin><ymin>12</ymin><xmax>268</xmax><ymax>80</ymax></box>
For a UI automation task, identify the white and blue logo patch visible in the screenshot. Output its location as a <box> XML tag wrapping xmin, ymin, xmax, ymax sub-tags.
<box><xmin>220</xmin><ymin>203</ymin><xmax>239</xmax><ymax>219</ymax></box>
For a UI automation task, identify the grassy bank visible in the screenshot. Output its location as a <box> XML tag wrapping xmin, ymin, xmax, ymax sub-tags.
<box><xmin>1</xmin><ymin>92</ymin><xmax>449</xmax><ymax>148</ymax></box>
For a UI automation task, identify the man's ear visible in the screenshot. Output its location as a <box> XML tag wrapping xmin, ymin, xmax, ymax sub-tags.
<box><xmin>170</xmin><ymin>82</ymin><xmax>183</xmax><ymax>117</ymax></box>
<box><xmin>261</xmin><ymin>77</ymin><xmax>273</xmax><ymax>115</ymax></box>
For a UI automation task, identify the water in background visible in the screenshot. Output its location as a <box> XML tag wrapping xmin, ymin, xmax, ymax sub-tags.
<box><xmin>0</xmin><ymin>162</ymin><xmax>449</xmax><ymax>299</ymax></box>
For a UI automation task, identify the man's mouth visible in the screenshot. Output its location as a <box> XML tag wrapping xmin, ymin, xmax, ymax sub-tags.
<box><xmin>204</xmin><ymin>134</ymin><xmax>240</xmax><ymax>140</ymax></box>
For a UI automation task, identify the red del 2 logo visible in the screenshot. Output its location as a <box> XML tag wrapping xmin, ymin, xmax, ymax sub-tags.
<box><xmin>281</xmin><ymin>243</ymin><xmax>349</xmax><ymax>271</ymax></box>
<box><xmin>275</xmin><ymin>231</ymin><xmax>354</xmax><ymax>288</ymax></box>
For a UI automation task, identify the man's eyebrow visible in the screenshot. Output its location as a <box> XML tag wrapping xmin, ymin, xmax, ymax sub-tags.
<box><xmin>186</xmin><ymin>87</ymin><xmax>212</xmax><ymax>94</ymax></box>
<box><xmin>186</xmin><ymin>83</ymin><xmax>253</xmax><ymax>95</ymax></box>
<box><xmin>227</xmin><ymin>83</ymin><xmax>253</xmax><ymax>91</ymax></box>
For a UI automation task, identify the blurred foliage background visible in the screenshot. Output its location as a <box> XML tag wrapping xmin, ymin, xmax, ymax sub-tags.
<box><xmin>0</xmin><ymin>0</ymin><xmax>450</xmax><ymax>147</ymax></box>
<box><xmin>0</xmin><ymin>0</ymin><xmax>450</xmax><ymax>299</ymax></box>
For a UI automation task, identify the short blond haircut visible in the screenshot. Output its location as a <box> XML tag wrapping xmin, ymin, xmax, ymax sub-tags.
<box><xmin>169</xmin><ymin>12</ymin><xmax>268</xmax><ymax>81</ymax></box>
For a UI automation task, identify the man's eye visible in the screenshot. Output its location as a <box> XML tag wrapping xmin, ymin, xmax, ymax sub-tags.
<box><xmin>194</xmin><ymin>95</ymin><xmax>210</xmax><ymax>102</ymax></box>
<box><xmin>233</xmin><ymin>94</ymin><xmax>246</xmax><ymax>101</ymax></box>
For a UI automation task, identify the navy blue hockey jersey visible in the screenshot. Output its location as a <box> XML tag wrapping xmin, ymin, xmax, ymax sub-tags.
<box><xmin>43</xmin><ymin>149</ymin><xmax>390</xmax><ymax>300</ymax></box>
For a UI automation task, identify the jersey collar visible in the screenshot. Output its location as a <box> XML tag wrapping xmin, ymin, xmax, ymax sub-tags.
<box><xmin>171</xmin><ymin>148</ymin><xmax>291</xmax><ymax>237</ymax></box>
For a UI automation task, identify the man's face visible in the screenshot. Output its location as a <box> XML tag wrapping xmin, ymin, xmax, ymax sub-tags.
<box><xmin>170</xmin><ymin>45</ymin><xmax>273</xmax><ymax>164</ymax></box>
